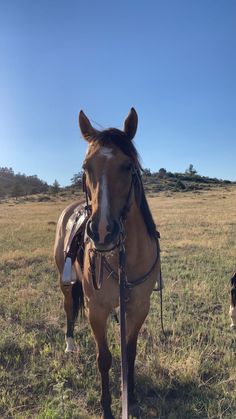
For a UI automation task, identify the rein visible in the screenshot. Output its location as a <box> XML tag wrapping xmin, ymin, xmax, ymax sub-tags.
<box><xmin>88</xmin><ymin>235</ymin><xmax>160</xmax><ymax>290</ymax></box>
<box><xmin>118</xmin><ymin>238</ymin><xmax>129</xmax><ymax>419</ymax></box>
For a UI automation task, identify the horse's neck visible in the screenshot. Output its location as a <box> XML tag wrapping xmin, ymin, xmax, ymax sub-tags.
<box><xmin>124</xmin><ymin>200</ymin><xmax>156</xmax><ymax>274</ymax></box>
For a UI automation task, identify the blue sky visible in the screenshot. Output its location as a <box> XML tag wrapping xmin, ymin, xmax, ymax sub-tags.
<box><xmin>0</xmin><ymin>0</ymin><xmax>235</xmax><ymax>185</ymax></box>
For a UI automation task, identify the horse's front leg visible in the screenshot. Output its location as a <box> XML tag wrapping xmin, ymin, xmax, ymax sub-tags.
<box><xmin>61</xmin><ymin>281</ymin><xmax>83</xmax><ymax>353</ymax></box>
<box><xmin>126</xmin><ymin>301</ymin><xmax>150</xmax><ymax>405</ymax></box>
<box><xmin>126</xmin><ymin>334</ymin><xmax>138</xmax><ymax>404</ymax></box>
<box><xmin>88</xmin><ymin>307</ymin><xmax>114</xmax><ymax>419</ymax></box>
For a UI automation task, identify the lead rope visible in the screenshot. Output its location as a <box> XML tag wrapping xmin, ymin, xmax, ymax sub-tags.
<box><xmin>159</xmin><ymin>269</ymin><xmax>167</xmax><ymax>338</ymax></box>
<box><xmin>119</xmin><ymin>239</ymin><xmax>129</xmax><ymax>419</ymax></box>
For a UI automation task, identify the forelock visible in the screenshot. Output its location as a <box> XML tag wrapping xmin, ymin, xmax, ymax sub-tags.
<box><xmin>90</xmin><ymin>128</ymin><xmax>141</xmax><ymax>169</ymax></box>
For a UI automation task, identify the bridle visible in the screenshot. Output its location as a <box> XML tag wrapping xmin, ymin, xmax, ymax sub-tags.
<box><xmin>82</xmin><ymin>164</ymin><xmax>141</xmax><ymax>223</ymax></box>
<box><xmin>82</xmin><ymin>162</ymin><xmax>163</xmax><ymax>297</ymax></box>
<box><xmin>82</xmin><ymin>164</ymin><xmax>157</xmax><ymax>286</ymax></box>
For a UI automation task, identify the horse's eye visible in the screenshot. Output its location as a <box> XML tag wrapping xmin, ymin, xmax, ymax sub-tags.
<box><xmin>121</xmin><ymin>163</ymin><xmax>132</xmax><ymax>172</ymax></box>
<box><xmin>82</xmin><ymin>163</ymin><xmax>92</xmax><ymax>173</ymax></box>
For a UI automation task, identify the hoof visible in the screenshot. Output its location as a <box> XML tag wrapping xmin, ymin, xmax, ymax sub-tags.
<box><xmin>65</xmin><ymin>337</ymin><xmax>76</xmax><ymax>353</ymax></box>
<box><xmin>102</xmin><ymin>409</ymin><xmax>114</xmax><ymax>419</ymax></box>
<box><xmin>229</xmin><ymin>306</ymin><xmax>236</xmax><ymax>329</ymax></box>
<box><xmin>128</xmin><ymin>394</ymin><xmax>140</xmax><ymax>417</ymax></box>
<box><xmin>129</xmin><ymin>402</ymin><xmax>140</xmax><ymax>418</ymax></box>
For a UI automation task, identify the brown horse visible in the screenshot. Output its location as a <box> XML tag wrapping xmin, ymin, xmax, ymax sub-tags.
<box><xmin>54</xmin><ymin>108</ymin><xmax>161</xmax><ymax>418</ymax></box>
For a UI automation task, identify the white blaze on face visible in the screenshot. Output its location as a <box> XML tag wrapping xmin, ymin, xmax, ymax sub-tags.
<box><xmin>98</xmin><ymin>147</ymin><xmax>113</xmax><ymax>243</ymax></box>
<box><xmin>99</xmin><ymin>147</ymin><xmax>114</xmax><ymax>159</ymax></box>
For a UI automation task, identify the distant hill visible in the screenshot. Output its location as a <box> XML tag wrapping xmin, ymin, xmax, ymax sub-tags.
<box><xmin>0</xmin><ymin>167</ymin><xmax>49</xmax><ymax>198</ymax></box>
<box><xmin>69</xmin><ymin>166</ymin><xmax>234</xmax><ymax>195</ymax></box>
<box><xmin>0</xmin><ymin>165</ymin><xmax>234</xmax><ymax>201</ymax></box>
<box><xmin>141</xmin><ymin>167</ymin><xmax>234</xmax><ymax>193</ymax></box>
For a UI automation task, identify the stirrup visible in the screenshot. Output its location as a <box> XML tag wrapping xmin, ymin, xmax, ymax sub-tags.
<box><xmin>62</xmin><ymin>257</ymin><xmax>73</xmax><ymax>285</ymax></box>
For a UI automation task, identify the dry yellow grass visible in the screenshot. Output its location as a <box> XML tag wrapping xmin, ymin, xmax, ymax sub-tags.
<box><xmin>0</xmin><ymin>187</ymin><xmax>236</xmax><ymax>418</ymax></box>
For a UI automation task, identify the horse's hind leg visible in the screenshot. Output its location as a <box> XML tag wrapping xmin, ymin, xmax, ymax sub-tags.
<box><xmin>61</xmin><ymin>281</ymin><xmax>84</xmax><ymax>353</ymax></box>
<box><xmin>88</xmin><ymin>306</ymin><xmax>114</xmax><ymax>419</ymax></box>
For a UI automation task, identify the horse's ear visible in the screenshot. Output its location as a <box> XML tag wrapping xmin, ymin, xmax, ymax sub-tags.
<box><xmin>78</xmin><ymin>110</ymin><xmax>99</xmax><ymax>142</ymax></box>
<box><xmin>123</xmin><ymin>108</ymin><xmax>138</xmax><ymax>141</ymax></box>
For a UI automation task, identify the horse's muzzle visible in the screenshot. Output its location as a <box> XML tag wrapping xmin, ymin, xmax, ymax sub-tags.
<box><xmin>85</xmin><ymin>218</ymin><xmax>121</xmax><ymax>251</ymax></box>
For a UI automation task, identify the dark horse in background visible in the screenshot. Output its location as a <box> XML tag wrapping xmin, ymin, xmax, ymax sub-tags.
<box><xmin>54</xmin><ymin>108</ymin><xmax>161</xmax><ymax>418</ymax></box>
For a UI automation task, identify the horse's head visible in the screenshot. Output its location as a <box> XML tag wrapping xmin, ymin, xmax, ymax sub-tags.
<box><xmin>79</xmin><ymin>108</ymin><xmax>140</xmax><ymax>251</ymax></box>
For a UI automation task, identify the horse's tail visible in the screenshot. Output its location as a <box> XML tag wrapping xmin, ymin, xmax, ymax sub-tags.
<box><xmin>72</xmin><ymin>281</ymin><xmax>84</xmax><ymax>319</ymax></box>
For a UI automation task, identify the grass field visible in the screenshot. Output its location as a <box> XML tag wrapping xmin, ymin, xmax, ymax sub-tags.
<box><xmin>0</xmin><ymin>187</ymin><xmax>236</xmax><ymax>418</ymax></box>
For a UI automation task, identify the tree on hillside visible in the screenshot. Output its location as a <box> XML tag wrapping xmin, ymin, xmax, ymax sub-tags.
<box><xmin>158</xmin><ymin>168</ymin><xmax>167</xmax><ymax>179</ymax></box>
<box><xmin>71</xmin><ymin>171</ymin><xmax>83</xmax><ymax>189</ymax></box>
<box><xmin>0</xmin><ymin>167</ymin><xmax>49</xmax><ymax>198</ymax></box>
<box><xmin>0</xmin><ymin>167</ymin><xmax>14</xmax><ymax>177</ymax></box>
<box><xmin>0</xmin><ymin>184</ymin><xmax>5</xmax><ymax>199</ymax></box>
<box><xmin>142</xmin><ymin>168</ymin><xmax>152</xmax><ymax>177</ymax></box>
<box><xmin>185</xmin><ymin>164</ymin><xmax>197</xmax><ymax>176</ymax></box>
<box><xmin>174</xmin><ymin>179</ymin><xmax>186</xmax><ymax>191</ymax></box>
<box><xmin>51</xmin><ymin>179</ymin><xmax>60</xmax><ymax>194</ymax></box>
<box><xmin>11</xmin><ymin>182</ymin><xmax>23</xmax><ymax>199</ymax></box>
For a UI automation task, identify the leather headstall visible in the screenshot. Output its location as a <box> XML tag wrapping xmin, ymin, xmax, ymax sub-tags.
<box><xmin>82</xmin><ymin>164</ymin><xmax>161</xmax><ymax>293</ymax></box>
<box><xmin>82</xmin><ymin>172</ymin><xmax>92</xmax><ymax>217</ymax></box>
<box><xmin>82</xmin><ymin>164</ymin><xmax>141</xmax><ymax>221</ymax></box>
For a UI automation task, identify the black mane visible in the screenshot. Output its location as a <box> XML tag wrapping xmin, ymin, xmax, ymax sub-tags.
<box><xmin>92</xmin><ymin>128</ymin><xmax>157</xmax><ymax>239</ymax></box>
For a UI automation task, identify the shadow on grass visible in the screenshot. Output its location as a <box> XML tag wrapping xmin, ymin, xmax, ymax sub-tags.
<box><xmin>134</xmin><ymin>372</ymin><xmax>214</xmax><ymax>419</ymax></box>
<box><xmin>110</xmin><ymin>357</ymin><xmax>218</xmax><ymax>419</ymax></box>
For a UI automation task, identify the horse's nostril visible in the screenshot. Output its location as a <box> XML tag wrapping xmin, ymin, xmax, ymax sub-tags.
<box><xmin>90</xmin><ymin>220</ymin><xmax>97</xmax><ymax>234</ymax></box>
<box><xmin>86</xmin><ymin>219</ymin><xmax>99</xmax><ymax>242</ymax></box>
<box><xmin>106</xmin><ymin>220</ymin><xmax>120</xmax><ymax>242</ymax></box>
<box><xmin>113</xmin><ymin>220</ymin><xmax>120</xmax><ymax>237</ymax></box>
<box><xmin>107</xmin><ymin>220</ymin><xmax>115</xmax><ymax>233</ymax></box>
<box><xmin>87</xmin><ymin>218</ymin><xmax>120</xmax><ymax>248</ymax></box>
